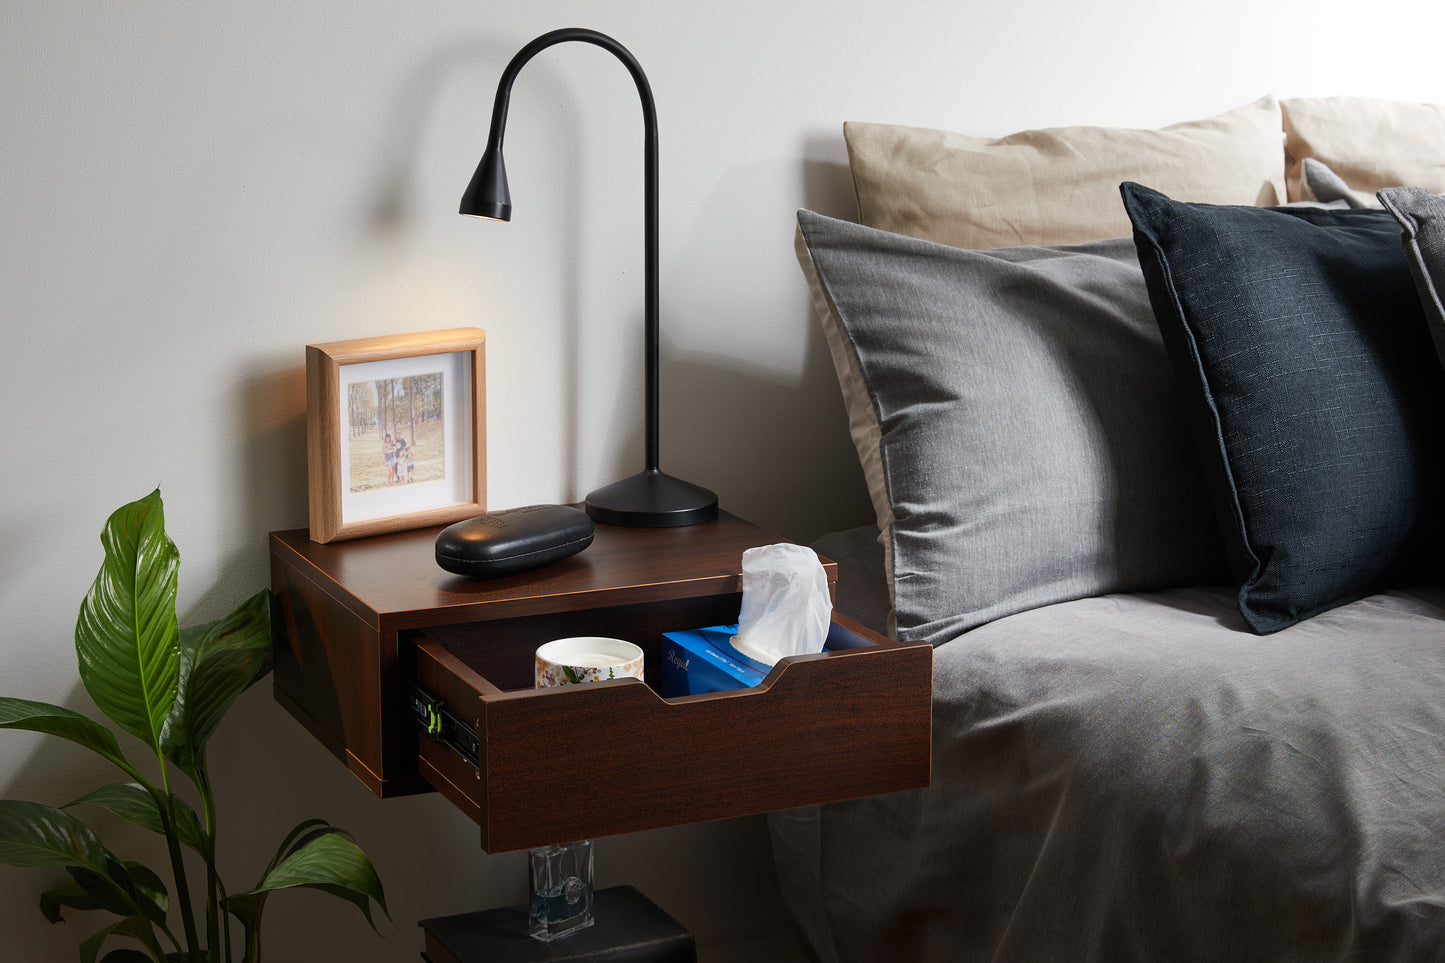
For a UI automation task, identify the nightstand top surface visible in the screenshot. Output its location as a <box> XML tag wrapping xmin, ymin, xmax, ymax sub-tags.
<box><xmin>270</xmin><ymin>510</ymin><xmax>814</xmax><ymax>632</ymax></box>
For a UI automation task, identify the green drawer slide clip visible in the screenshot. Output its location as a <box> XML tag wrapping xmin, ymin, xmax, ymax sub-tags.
<box><xmin>408</xmin><ymin>684</ymin><xmax>480</xmax><ymax>770</ymax></box>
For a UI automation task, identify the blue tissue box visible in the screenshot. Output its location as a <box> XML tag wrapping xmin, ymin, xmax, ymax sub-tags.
<box><xmin>660</xmin><ymin>624</ymin><xmax>772</xmax><ymax>696</ymax></box>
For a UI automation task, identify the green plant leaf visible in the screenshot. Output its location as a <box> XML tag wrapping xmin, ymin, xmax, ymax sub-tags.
<box><xmin>230</xmin><ymin>831</ymin><xmax>391</xmax><ymax>933</ymax></box>
<box><xmin>81</xmin><ymin>913</ymin><xmax>156</xmax><ymax>963</ymax></box>
<box><xmin>98</xmin><ymin>951</ymin><xmax>153</xmax><ymax>963</ymax></box>
<box><xmin>0</xmin><ymin>698</ymin><xmax>134</xmax><ymax>775</ymax></box>
<box><xmin>40</xmin><ymin>876</ymin><xmax>108</xmax><ymax>923</ymax></box>
<box><xmin>0</xmin><ymin>801</ymin><xmax>169</xmax><ymax>941</ymax></box>
<box><xmin>68</xmin><ymin>857</ymin><xmax>170</xmax><ymax>938</ymax></box>
<box><xmin>75</xmin><ymin>489</ymin><xmax>181</xmax><ymax>753</ymax></box>
<box><xmin>263</xmin><ymin>818</ymin><xmax>335</xmax><ymax>878</ymax></box>
<box><xmin>120</xmin><ymin>860</ymin><xmax>170</xmax><ymax>925</ymax></box>
<box><xmin>68</xmin><ymin>864</ymin><xmax>138</xmax><ymax>917</ymax></box>
<box><xmin>227</xmin><ymin>818</ymin><xmax>362</xmax><ymax>947</ymax></box>
<box><xmin>0</xmin><ymin>800</ymin><xmax>109</xmax><ymax>870</ymax></box>
<box><xmin>67</xmin><ymin>783</ymin><xmax>208</xmax><ymax>857</ymax></box>
<box><xmin>42</xmin><ymin>856</ymin><xmax>167</xmax><ymax>925</ymax></box>
<box><xmin>161</xmin><ymin>588</ymin><xmax>272</xmax><ymax>781</ymax></box>
<box><xmin>222</xmin><ymin>888</ymin><xmax>264</xmax><ymax>934</ymax></box>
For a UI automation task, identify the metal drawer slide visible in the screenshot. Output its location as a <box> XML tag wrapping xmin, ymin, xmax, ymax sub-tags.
<box><xmin>409</xmin><ymin>684</ymin><xmax>480</xmax><ymax>770</ymax></box>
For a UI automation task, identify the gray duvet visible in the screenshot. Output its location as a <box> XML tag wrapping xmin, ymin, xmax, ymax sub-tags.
<box><xmin>770</xmin><ymin>582</ymin><xmax>1445</xmax><ymax>961</ymax></box>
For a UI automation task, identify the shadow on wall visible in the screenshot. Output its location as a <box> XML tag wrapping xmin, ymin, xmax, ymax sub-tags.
<box><xmin>364</xmin><ymin>32</ymin><xmax>592</xmax><ymax>500</ymax></box>
<box><xmin>228</xmin><ymin>32</ymin><xmax>593</xmax><ymax>534</ymax></box>
<box><xmin>801</xmin><ymin>147</ymin><xmax>859</xmax><ymax>222</ymax></box>
<box><xmin>236</xmin><ymin>362</ymin><xmax>310</xmax><ymax>538</ymax></box>
<box><xmin>654</xmin><ymin>148</ymin><xmax>872</xmax><ymax>543</ymax></box>
<box><xmin>661</xmin><ymin>346</ymin><xmax>872</xmax><ymax>542</ymax></box>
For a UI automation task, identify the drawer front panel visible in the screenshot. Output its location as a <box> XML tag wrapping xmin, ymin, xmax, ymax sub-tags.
<box><xmin>411</xmin><ymin>615</ymin><xmax>932</xmax><ymax>853</ymax></box>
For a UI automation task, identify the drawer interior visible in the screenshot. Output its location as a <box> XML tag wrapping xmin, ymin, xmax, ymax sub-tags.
<box><xmin>413</xmin><ymin>593</ymin><xmax>745</xmax><ymax>694</ymax></box>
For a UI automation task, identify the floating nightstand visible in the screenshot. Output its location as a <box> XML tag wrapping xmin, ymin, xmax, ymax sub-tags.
<box><xmin>269</xmin><ymin>511</ymin><xmax>932</xmax><ymax>850</ymax></box>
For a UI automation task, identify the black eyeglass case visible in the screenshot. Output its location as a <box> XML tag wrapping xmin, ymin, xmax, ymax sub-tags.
<box><xmin>435</xmin><ymin>504</ymin><xmax>595</xmax><ymax>578</ymax></box>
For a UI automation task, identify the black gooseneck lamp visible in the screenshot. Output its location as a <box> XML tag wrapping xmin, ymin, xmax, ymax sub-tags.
<box><xmin>461</xmin><ymin>27</ymin><xmax>719</xmax><ymax>527</ymax></box>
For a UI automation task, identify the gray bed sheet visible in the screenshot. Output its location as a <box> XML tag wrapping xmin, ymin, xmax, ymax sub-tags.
<box><xmin>774</xmin><ymin>533</ymin><xmax>1445</xmax><ymax>962</ymax></box>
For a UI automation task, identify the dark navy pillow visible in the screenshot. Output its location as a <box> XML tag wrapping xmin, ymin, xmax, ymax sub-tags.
<box><xmin>1121</xmin><ymin>182</ymin><xmax>1444</xmax><ymax>634</ymax></box>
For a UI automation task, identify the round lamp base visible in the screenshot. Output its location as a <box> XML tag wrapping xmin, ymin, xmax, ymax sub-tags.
<box><xmin>585</xmin><ymin>469</ymin><xmax>719</xmax><ymax>528</ymax></box>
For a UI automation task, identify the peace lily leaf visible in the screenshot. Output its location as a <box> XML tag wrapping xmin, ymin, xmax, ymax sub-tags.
<box><xmin>0</xmin><ymin>697</ymin><xmax>133</xmax><ymax>775</ymax></box>
<box><xmin>0</xmin><ymin>799</ymin><xmax>110</xmax><ymax>870</ymax></box>
<box><xmin>40</xmin><ymin>876</ymin><xmax>107</xmax><ymax>923</ymax></box>
<box><xmin>81</xmin><ymin>914</ymin><xmax>156</xmax><ymax>963</ymax></box>
<box><xmin>68</xmin><ymin>783</ymin><xmax>208</xmax><ymax>857</ymax></box>
<box><xmin>161</xmin><ymin>589</ymin><xmax>272</xmax><ymax>782</ymax></box>
<box><xmin>98</xmin><ymin>950</ymin><xmax>153</xmax><ymax>963</ymax></box>
<box><xmin>0</xmin><ymin>492</ymin><xmax>387</xmax><ymax>960</ymax></box>
<box><xmin>75</xmin><ymin>489</ymin><xmax>180</xmax><ymax>752</ymax></box>
<box><xmin>40</xmin><ymin>856</ymin><xmax>166</xmax><ymax>925</ymax></box>
<box><xmin>231</xmin><ymin>832</ymin><xmax>391</xmax><ymax>932</ymax></box>
<box><xmin>222</xmin><ymin>888</ymin><xmax>264</xmax><ymax>934</ymax></box>
<box><xmin>224</xmin><ymin>820</ymin><xmax>328</xmax><ymax>935</ymax></box>
<box><xmin>263</xmin><ymin>818</ymin><xmax>336</xmax><ymax>878</ymax></box>
<box><xmin>226</xmin><ymin>818</ymin><xmax>358</xmax><ymax>943</ymax></box>
<box><xmin>121</xmin><ymin>860</ymin><xmax>170</xmax><ymax>925</ymax></box>
<box><xmin>69</xmin><ymin>864</ymin><xmax>137</xmax><ymax>918</ymax></box>
<box><xmin>69</xmin><ymin>856</ymin><xmax>170</xmax><ymax>931</ymax></box>
<box><xmin>80</xmin><ymin>921</ymin><xmax>120</xmax><ymax>963</ymax></box>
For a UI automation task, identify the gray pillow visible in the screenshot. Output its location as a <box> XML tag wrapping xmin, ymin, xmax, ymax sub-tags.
<box><xmin>1378</xmin><ymin>187</ymin><xmax>1445</xmax><ymax>370</ymax></box>
<box><xmin>1303</xmin><ymin>157</ymin><xmax>1373</xmax><ymax>208</ymax></box>
<box><xmin>796</xmin><ymin>210</ymin><xmax>1229</xmax><ymax>646</ymax></box>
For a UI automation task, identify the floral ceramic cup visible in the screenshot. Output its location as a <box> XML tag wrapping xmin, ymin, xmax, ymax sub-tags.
<box><xmin>535</xmin><ymin>637</ymin><xmax>644</xmax><ymax>688</ymax></box>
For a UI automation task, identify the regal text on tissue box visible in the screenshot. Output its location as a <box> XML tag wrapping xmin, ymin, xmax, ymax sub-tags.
<box><xmin>661</xmin><ymin>625</ymin><xmax>771</xmax><ymax>696</ymax></box>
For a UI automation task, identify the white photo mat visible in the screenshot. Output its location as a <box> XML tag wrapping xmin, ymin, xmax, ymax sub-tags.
<box><xmin>338</xmin><ymin>351</ymin><xmax>474</xmax><ymax>525</ymax></box>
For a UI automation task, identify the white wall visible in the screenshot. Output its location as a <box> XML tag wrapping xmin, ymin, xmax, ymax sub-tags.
<box><xmin>3</xmin><ymin>1</ymin><xmax>1442</xmax><ymax>959</ymax></box>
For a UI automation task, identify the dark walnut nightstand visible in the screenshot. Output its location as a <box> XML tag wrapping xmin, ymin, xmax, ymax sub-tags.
<box><xmin>269</xmin><ymin>510</ymin><xmax>932</xmax><ymax>853</ymax></box>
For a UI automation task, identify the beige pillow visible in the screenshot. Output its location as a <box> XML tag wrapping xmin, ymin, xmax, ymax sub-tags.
<box><xmin>1283</xmin><ymin>96</ymin><xmax>1445</xmax><ymax>202</ymax></box>
<box><xmin>845</xmin><ymin>96</ymin><xmax>1286</xmax><ymax>249</ymax></box>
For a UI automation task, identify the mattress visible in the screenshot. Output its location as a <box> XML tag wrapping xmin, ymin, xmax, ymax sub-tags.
<box><xmin>770</xmin><ymin>565</ymin><xmax>1445</xmax><ymax>961</ymax></box>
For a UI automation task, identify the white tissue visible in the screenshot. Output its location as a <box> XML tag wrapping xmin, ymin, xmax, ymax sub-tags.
<box><xmin>732</xmin><ymin>543</ymin><xmax>832</xmax><ymax>667</ymax></box>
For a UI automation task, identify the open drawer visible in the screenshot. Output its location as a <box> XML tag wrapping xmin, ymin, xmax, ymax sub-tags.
<box><xmin>270</xmin><ymin>511</ymin><xmax>932</xmax><ymax>854</ymax></box>
<box><xmin>409</xmin><ymin>612</ymin><xmax>931</xmax><ymax>853</ymax></box>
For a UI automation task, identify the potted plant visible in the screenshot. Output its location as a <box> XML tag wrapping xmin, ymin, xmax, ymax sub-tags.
<box><xmin>0</xmin><ymin>489</ymin><xmax>389</xmax><ymax>961</ymax></box>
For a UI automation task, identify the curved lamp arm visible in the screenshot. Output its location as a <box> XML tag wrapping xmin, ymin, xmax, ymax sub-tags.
<box><xmin>461</xmin><ymin>28</ymin><xmax>716</xmax><ymax>527</ymax></box>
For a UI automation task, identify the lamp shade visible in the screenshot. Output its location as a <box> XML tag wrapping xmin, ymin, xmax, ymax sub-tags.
<box><xmin>460</xmin><ymin>147</ymin><xmax>511</xmax><ymax>221</ymax></box>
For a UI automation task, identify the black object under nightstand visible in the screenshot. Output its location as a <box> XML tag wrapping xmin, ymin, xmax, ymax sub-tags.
<box><xmin>420</xmin><ymin>885</ymin><xmax>696</xmax><ymax>962</ymax></box>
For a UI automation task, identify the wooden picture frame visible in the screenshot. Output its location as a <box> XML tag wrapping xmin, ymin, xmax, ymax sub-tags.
<box><xmin>306</xmin><ymin>328</ymin><xmax>486</xmax><ymax>543</ymax></box>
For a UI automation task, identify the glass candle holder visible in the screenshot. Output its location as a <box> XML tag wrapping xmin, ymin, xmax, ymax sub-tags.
<box><xmin>528</xmin><ymin>839</ymin><xmax>594</xmax><ymax>941</ymax></box>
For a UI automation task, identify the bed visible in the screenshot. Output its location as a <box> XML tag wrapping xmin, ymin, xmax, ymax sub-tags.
<box><xmin>770</xmin><ymin>96</ymin><xmax>1445</xmax><ymax>961</ymax></box>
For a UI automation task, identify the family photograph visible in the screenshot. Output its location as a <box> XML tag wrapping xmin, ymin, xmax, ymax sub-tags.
<box><xmin>346</xmin><ymin>371</ymin><xmax>446</xmax><ymax>493</ymax></box>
